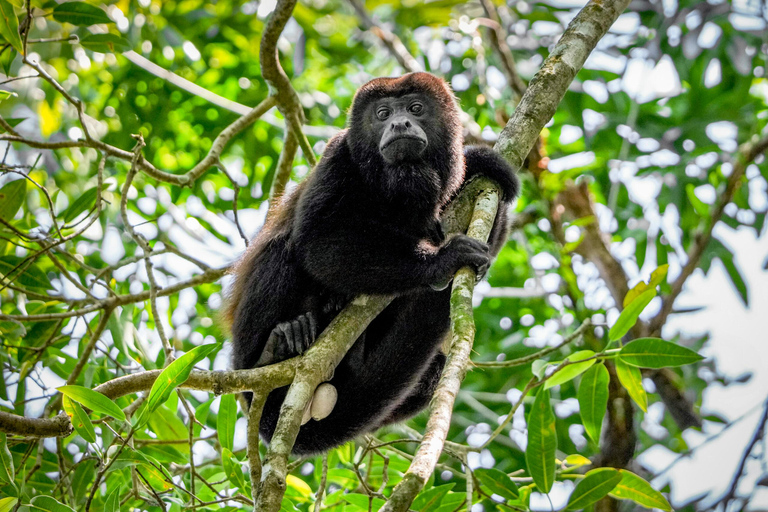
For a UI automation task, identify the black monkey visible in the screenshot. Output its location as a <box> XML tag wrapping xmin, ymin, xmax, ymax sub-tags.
<box><xmin>226</xmin><ymin>72</ymin><xmax>519</xmax><ymax>454</ymax></box>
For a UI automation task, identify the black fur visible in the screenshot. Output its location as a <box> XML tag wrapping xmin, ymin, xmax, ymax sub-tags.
<box><xmin>227</xmin><ymin>72</ymin><xmax>519</xmax><ymax>454</ymax></box>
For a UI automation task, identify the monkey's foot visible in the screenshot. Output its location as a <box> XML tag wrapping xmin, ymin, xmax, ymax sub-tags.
<box><xmin>256</xmin><ymin>312</ymin><xmax>317</xmax><ymax>366</ymax></box>
<box><xmin>301</xmin><ymin>383</ymin><xmax>338</xmax><ymax>425</ymax></box>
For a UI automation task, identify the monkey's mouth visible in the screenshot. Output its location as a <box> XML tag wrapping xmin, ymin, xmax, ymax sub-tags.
<box><xmin>380</xmin><ymin>134</ymin><xmax>427</xmax><ymax>151</ymax></box>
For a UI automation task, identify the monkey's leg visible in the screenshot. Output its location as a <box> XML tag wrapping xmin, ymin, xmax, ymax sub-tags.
<box><xmin>255</xmin><ymin>312</ymin><xmax>317</xmax><ymax>366</ymax></box>
<box><xmin>380</xmin><ymin>352</ymin><xmax>446</xmax><ymax>425</ymax></box>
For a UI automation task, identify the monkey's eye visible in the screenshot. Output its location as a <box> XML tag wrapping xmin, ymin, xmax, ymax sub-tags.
<box><xmin>408</xmin><ymin>102</ymin><xmax>424</xmax><ymax>115</ymax></box>
<box><xmin>376</xmin><ymin>107</ymin><xmax>391</xmax><ymax>120</ymax></box>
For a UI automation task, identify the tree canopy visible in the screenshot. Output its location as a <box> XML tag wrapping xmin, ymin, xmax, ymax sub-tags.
<box><xmin>0</xmin><ymin>0</ymin><xmax>766</xmax><ymax>511</ymax></box>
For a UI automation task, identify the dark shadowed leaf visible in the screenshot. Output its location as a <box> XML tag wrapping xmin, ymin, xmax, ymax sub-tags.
<box><xmin>60</xmin><ymin>186</ymin><xmax>101</xmax><ymax>223</ymax></box>
<box><xmin>412</xmin><ymin>483</ymin><xmax>455</xmax><ymax>511</ymax></box>
<box><xmin>475</xmin><ymin>468</ymin><xmax>519</xmax><ymax>500</ymax></box>
<box><xmin>0</xmin><ymin>256</ymin><xmax>52</xmax><ymax>290</ymax></box>
<box><xmin>577</xmin><ymin>363</ymin><xmax>609</xmax><ymax>442</ymax></box>
<box><xmin>52</xmin><ymin>2</ymin><xmax>112</xmax><ymax>25</ymax></box>
<box><xmin>80</xmin><ymin>33</ymin><xmax>132</xmax><ymax>53</ymax></box>
<box><xmin>525</xmin><ymin>388</ymin><xmax>557</xmax><ymax>493</ymax></box>
<box><xmin>0</xmin><ymin>433</ymin><xmax>13</xmax><ymax>484</ymax></box>
<box><xmin>619</xmin><ymin>338</ymin><xmax>704</xmax><ymax>368</ymax></box>
<box><xmin>0</xmin><ymin>179</ymin><xmax>25</xmax><ymax>221</ymax></box>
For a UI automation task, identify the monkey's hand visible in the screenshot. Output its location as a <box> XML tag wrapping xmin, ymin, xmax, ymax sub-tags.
<box><xmin>429</xmin><ymin>235</ymin><xmax>490</xmax><ymax>291</ymax></box>
<box><xmin>255</xmin><ymin>312</ymin><xmax>318</xmax><ymax>366</ymax></box>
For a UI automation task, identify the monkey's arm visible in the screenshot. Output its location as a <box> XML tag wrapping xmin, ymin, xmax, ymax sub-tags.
<box><xmin>298</xmin><ymin>220</ymin><xmax>489</xmax><ymax>295</ymax></box>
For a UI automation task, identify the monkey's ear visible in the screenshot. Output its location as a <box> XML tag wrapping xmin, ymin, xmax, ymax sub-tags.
<box><xmin>463</xmin><ymin>146</ymin><xmax>520</xmax><ymax>201</ymax></box>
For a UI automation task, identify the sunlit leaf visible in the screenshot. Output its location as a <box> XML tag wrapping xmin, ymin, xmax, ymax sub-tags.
<box><xmin>29</xmin><ymin>495</ymin><xmax>75</xmax><ymax>512</ymax></box>
<box><xmin>103</xmin><ymin>488</ymin><xmax>121</xmax><ymax>512</ymax></box>
<box><xmin>619</xmin><ymin>338</ymin><xmax>704</xmax><ymax>368</ymax></box>
<box><xmin>0</xmin><ymin>0</ymin><xmax>22</xmax><ymax>54</ymax></box>
<box><xmin>57</xmin><ymin>385</ymin><xmax>126</xmax><ymax>421</ymax></box>
<box><xmin>37</xmin><ymin>100</ymin><xmax>61</xmax><ymax>138</ymax></box>
<box><xmin>52</xmin><ymin>2</ymin><xmax>112</xmax><ymax>25</ymax></box>
<box><xmin>609</xmin><ymin>470</ymin><xmax>672</xmax><ymax>510</ymax></box>
<box><xmin>610</xmin><ymin>288</ymin><xmax>656</xmax><ymax>341</ymax></box>
<box><xmin>137</xmin><ymin>344</ymin><xmax>218</xmax><ymax>425</ymax></box>
<box><xmin>222</xmin><ymin>448</ymin><xmax>247</xmax><ymax>490</ymax></box>
<box><xmin>615</xmin><ymin>358</ymin><xmax>647</xmax><ymax>412</ymax></box>
<box><xmin>544</xmin><ymin>350</ymin><xmax>596</xmax><ymax>389</ymax></box>
<box><xmin>577</xmin><ymin>363</ymin><xmax>609</xmax><ymax>442</ymax></box>
<box><xmin>564</xmin><ymin>454</ymin><xmax>591</xmax><ymax>467</ymax></box>
<box><xmin>565</xmin><ymin>468</ymin><xmax>622</xmax><ymax>510</ymax></box>
<box><xmin>63</xmin><ymin>395</ymin><xmax>96</xmax><ymax>443</ymax></box>
<box><xmin>525</xmin><ymin>388</ymin><xmax>556</xmax><ymax>493</ymax></box>
<box><xmin>0</xmin><ymin>498</ymin><xmax>17</xmax><ymax>512</ymax></box>
<box><xmin>648</xmin><ymin>264</ymin><xmax>669</xmax><ymax>288</ymax></box>
<box><xmin>217</xmin><ymin>393</ymin><xmax>237</xmax><ymax>452</ymax></box>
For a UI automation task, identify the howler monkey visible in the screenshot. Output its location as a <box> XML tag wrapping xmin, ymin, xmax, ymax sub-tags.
<box><xmin>227</xmin><ymin>72</ymin><xmax>519</xmax><ymax>454</ymax></box>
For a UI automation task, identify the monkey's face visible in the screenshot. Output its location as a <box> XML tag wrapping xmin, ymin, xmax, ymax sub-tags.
<box><xmin>373</xmin><ymin>94</ymin><xmax>432</xmax><ymax>164</ymax></box>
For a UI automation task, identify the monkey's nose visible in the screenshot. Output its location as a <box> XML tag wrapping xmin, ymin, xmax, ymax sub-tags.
<box><xmin>390</xmin><ymin>117</ymin><xmax>412</xmax><ymax>131</ymax></box>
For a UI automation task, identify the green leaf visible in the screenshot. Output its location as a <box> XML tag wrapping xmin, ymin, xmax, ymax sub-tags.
<box><xmin>0</xmin><ymin>117</ymin><xmax>25</xmax><ymax>133</ymax></box>
<box><xmin>577</xmin><ymin>363</ymin><xmax>609</xmax><ymax>442</ymax></box>
<box><xmin>217</xmin><ymin>393</ymin><xmax>237</xmax><ymax>452</ymax></box>
<box><xmin>609</xmin><ymin>470</ymin><xmax>671</xmax><ymax>510</ymax></box>
<box><xmin>648</xmin><ymin>264</ymin><xmax>669</xmax><ymax>288</ymax></box>
<box><xmin>62</xmin><ymin>395</ymin><xmax>96</xmax><ymax>443</ymax></box>
<box><xmin>412</xmin><ymin>483</ymin><xmax>455</xmax><ymax>511</ymax></box>
<box><xmin>564</xmin><ymin>454</ymin><xmax>591</xmax><ymax>467</ymax></box>
<box><xmin>342</xmin><ymin>493</ymin><xmax>386</xmax><ymax>510</ymax></box>
<box><xmin>525</xmin><ymin>388</ymin><xmax>557</xmax><ymax>493</ymax></box>
<box><xmin>57</xmin><ymin>385</ymin><xmax>126</xmax><ymax>421</ymax></box>
<box><xmin>566</xmin><ymin>468</ymin><xmax>622</xmax><ymax>510</ymax></box>
<box><xmin>80</xmin><ymin>33</ymin><xmax>131</xmax><ymax>54</ymax></box>
<box><xmin>686</xmin><ymin>183</ymin><xmax>710</xmax><ymax>216</ymax></box>
<box><xmin>60</xmin><ymin>186</ymin><xmax>101</xmax><ymax>223</ymax></box>
<box><xmin>103</xmin><ymin>488</ymin><xmax>121</xmax><ymax>512</ymax></box>
<box><xmin>138</xmin><ymin>343</ymin><xmax>218</xmax><ymax>425</ymax></box>
<box><xmin>221</xmin><ymin>448</ymin><xmax>247</xmax><ymax>490</ymax></box>
<box><xmin>29</xmin><ymin>495</ymin><xmax>75</xmax><ymax>512</ymax></box>
<box><xmin>531</xmin><ymin>359</ymin><xmax>548</xmax><ymax>380</ymax></box>
<box><xmin>0</xmin><ymin>433</ymin><xmax>14</xmax><ymax>484</ymax></box>
<box><xmin>0</xmin><ymin>179</ymin><xmax>25</xmax><ymax>221</ymax></box>
<box><xmin>0</xmin><ymin>498</ymin><xmax>17</xmax><ymax>512</ymax></box>
<box><xmin>52</xmin><ymin>2</ymin><xmax>112</xmax><ymax>25</ymax></box>
<box><xmin>615</xmin><ymin>358</ymin><xmax>647</xmax><ymax>412</ymax></box>
<box><xmin>610</xmin><ymin>288</ymin><xmax>656</xmax><ymax>341</ymax></box>
<box><xmin>619</xmin><ymin>338</ymin><xmax>704</xmax><ymax>368</ymax></box>
<box><xmin>0</xmin><ymin>256</ymin><xmax>52</xmax><ymax>290</ymax></box>
<box><xmin>474</xmin><ymin>468</ymin><xmax>519</xmax><ymax>500</ymax></box>
<box><xmin>544</xmin><ymin>350</ymin><xmax>596</xmax><ymax>390</ymax></box>
<box><xmin>0</xmin><ymin>0</ymin><xmax>22</xmax><ymax>54</ymax></box>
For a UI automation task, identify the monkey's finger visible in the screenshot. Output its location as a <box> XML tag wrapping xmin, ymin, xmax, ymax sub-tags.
<box><xmin>298</xmin><ymin>315</ymin><xmax>312</xmax><ymax>352</ymax></box>
<box><xmin>279</xmin><ymin>322</ymin><xmax>295</xmax><ymax>354</ymax></box>
<box><xmin>308</xmin><ymin>312</ymin><xmax>317</xmax><ymax>343</ymax></box>
<box><xmin>292</xmin><ymin>319</ymin><xmax>306</xmax><ymax>354</ymax></box>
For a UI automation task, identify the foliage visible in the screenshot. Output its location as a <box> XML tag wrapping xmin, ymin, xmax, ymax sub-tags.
<box><xmin>0</xmin><ymin>0</ymin><xmax>765</xmax><ymax>510</ymax></box>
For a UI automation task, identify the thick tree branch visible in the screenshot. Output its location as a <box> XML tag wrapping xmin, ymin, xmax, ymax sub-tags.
<box><xmin>381</xmin><ymin>181</ymin><xmax>500</xmax><ymax>512</ymax></box>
